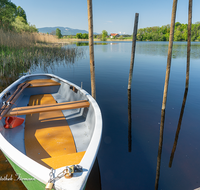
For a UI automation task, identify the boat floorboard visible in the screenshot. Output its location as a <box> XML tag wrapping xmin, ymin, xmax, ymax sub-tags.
<box><xmin>25</xmin><ymin>94</ymin><xmax>85</xmax><ymax>169</ymax></box>
<box><xmin>52</xmin><ymin>93</ymin><xmax>91</xmax><ymax>152</ymax></box>
<box><xmin>41</xmin><ymin>151</ymin><xmax>85</xmax><ymax>169</ymax></box>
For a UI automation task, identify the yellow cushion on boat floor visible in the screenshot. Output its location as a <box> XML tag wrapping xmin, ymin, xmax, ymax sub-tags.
<box><xmin>42</xmin><ymin>151</ymin><xmax>86</xmax><ymax>169</ymax></box>
<box><xmin>24</xmin><ymin>94</ymin><xmax>78</xmax><ymax>169</ymax></box>
<box><xmin>26</xmin><ymin>79</ymin><xmax>60</xmax><ymax>88</ymax></box>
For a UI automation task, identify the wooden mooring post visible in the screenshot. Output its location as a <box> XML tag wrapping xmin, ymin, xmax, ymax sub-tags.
<box><xmin>169</xmin><ymin>0</ymin><xmax>192</xmax><ymax>168</ymax></box>
<box><xmin>128</xmin><ymin>13</ymin><xmax>139</xmax><ymax>90</ymax></box>
<box><xmin>87</xmin><ymin>0</ymin><xmax>96</xmax><ymax>99</ymax></box>
<box><xmin>155</xmin><ymin>0</ymin><xmax>178</xmax><ymax>190</ymax></box>
<box><xmin>186</xmin><ymin>0</ymin><xmax>192</xmax><ymax>89</ymax></box>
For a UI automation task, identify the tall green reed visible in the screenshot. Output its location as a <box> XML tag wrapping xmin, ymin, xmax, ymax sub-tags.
<box><xmin>0</xmin><ymin>29</ymin><xmax>83</xmax><ymax>91</ymax></box>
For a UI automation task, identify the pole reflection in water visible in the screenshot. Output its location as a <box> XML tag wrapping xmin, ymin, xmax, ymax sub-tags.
<box><xmin>128</xmin><ymin>89</ymin><xmax>132</xmax><ymax>152</ymax></box>
<box><xmin>169</xmin><ymin>87</ymin><xmax>188</xmax><ymax>168</ymax></box>
<box><xmin>155</xmin><ymin>109</ymin><xmax>165</xmax><ymax>190</ymax></box>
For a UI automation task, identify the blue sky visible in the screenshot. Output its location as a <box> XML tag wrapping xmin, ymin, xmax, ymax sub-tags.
<box><xmin>11</xmin><ymin>0</ymin><xmax>200</xmax><ymax>34</ymax></box>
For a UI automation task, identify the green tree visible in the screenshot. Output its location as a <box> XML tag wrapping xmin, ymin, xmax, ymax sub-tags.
<box><xmin>56</xmin><ymin>28</ymin><xmax>62</xmax><ymax>39</ymax></box>
<box><xmin>175</xmin><ymin>22</ymin><xmax>181</xmax><ymax>29</ymax></box>
<box><xmin>136</xmin><ymin>33</ymin><xmax>142</xmax><ymax>41</ymax></box>
<box><xmin>0</xmin><ymin>0</ymin><xmax>17</xmax><ymax>30</ymax></box>
<box><xmin>182</xmin><ymin>29</ymin><xmax>188</xmax><ymax>41</ymax></box>
<box><xmin>16</xmin><ymin>6</ymin><xmax>27</xmax><ymax>24</ymax></box>
<box><xmin>11</xmin><ymin>16</ymin><xmax>37</xmax><ymax>33</ymax></box>
<box><xmin>119</xmin><ymin>35</ymin><xmax>124</xmax><ymax>40</ymax></box>
<box><xmin>101</xmin><ymin>30</ymin><xmax>108</xmax><ymax>41</ymax></box>
<box><xmin>0</xmin><ymin>0</ymin><xmax>35</xmax><ymax>32</ymax></box>
<box><xmin>134</xmin><ymin>22</ymin><xmax>200</xmax><ymax>41</ymax></box>
<box><xmin>174</xmin><ymin>29</ymin><xmax>182</xmax><ymax>41</ymax></box>
<box><xmin>197</xmin><ymin>36</ymin><xmax>200</xmax><ymax>41</ymax></box>
<box><xmin>82</xmin><ymin>33</ymin><xmax>88</xmax><ymax>39</ymax></box>
<box><xmin>76</xmin><ymin>33</ymin><xmax>82</xmax><ymax>39</ymax></box>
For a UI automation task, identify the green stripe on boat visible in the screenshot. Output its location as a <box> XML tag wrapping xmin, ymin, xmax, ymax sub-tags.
<box><xmin>4</xmin><ymin>154</ymin><xmax>47</xmax><ymax>190</ymax></box>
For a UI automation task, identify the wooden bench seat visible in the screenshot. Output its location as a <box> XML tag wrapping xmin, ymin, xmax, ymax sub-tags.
<box><xmin>5</xmin><ymin>100</ymin><xmax>90</xmax><ymax>117</ymax></box>
<box><xmin>26</xmin><ymin>79</ymin><xmax>61</xmax><ymax>88</ymax></box>
<box><xmin>0</xmin><ymin>80</ymin><xmax>61</xmax><ymax>119</ymax></box>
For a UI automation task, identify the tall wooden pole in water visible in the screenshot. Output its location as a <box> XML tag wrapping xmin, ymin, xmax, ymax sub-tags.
<box><xmin>186</xmin><ymin>0</ymin><xmax>192</xmax><ymax>89</ymax></box>
<box><xmin>155</xmin><ymin>0</ymin><xmax>178</xmax><ymax>190</ymax></box>
<box><xmin>161</xmin><ymin>0</ymin><xmax>178</xmax><ymax>110</ymax></box>
<box><xmin>169</xmin><ymin>0</ymin><xmax>192</xmax><ymax>169</ymax></box>
<box><xmin>128</xmin><ymin>13</ymin><xmax>139</xmax><ymax>90</ymax></box>
<box><xmin>87</xmin><ymin>0</ymin><xmax>96</xmax><ymax>99</ymax></box>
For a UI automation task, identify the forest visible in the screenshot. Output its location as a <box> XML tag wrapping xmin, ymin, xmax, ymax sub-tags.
<box><xmin>137</xmin><ymin>22</ymin><xmax>200</xmax><ymax>41</ymax></box>
<box><xmin>0</xmin><ymin>0</ymin><xmax>37</xmax><ymax>32</ymax></box>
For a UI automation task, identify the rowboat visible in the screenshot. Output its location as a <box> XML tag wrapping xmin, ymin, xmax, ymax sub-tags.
<box><xmin>0</xmin><ymin>73</ymin><xmax>102</xmax><ymax>190</ymax></box>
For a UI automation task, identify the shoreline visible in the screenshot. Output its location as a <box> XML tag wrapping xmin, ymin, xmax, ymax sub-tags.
<box><xmin>58</xmin><ymin>38</ymin><xmax>132</xmax><ymax>43</ymax></box>
<box><xmin>57</xmin><ymin>38</ymin><xmax>200</xmax><ymax>43</ymax></box>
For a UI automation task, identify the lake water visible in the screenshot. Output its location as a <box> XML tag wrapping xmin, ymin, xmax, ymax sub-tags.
<box><xmin>1</xmin><ymin>41</ymin><xmax>200</xmax><ymax>190</ymax></box>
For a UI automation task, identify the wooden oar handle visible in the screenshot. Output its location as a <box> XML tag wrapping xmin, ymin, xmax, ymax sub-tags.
<box><xmin>0</xmin><ymin>83</ymin><xmax>25</xmax><ymax>112</ymax></box>
<box><xmin>0</xmin><ymin>82</ymin><xmax>30</xmax><ymax>120</ymax></box>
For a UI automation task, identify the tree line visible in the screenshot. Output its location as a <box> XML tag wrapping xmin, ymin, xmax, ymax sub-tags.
<box><xmin>75</xmin><ymin>30</ymin><xmax>108</xmax><ymax>41</ymax></box>
<box><xmin>137</xmin><ymin>22</ymin><xmax>200</xmax><ymax>41</ymax></box>
<box><xmin>0</xmin><ymin>0</ymin><xmax>37</xmax><ymax>33</ymax></box>
<box><xmin>76</xmin><ymin>33</ymin><xmax>88</xmax><ymax>39</ymax></box>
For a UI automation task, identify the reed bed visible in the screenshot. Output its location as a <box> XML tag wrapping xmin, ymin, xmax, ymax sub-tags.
<box><xmin>0</xmin><ymin>29</ymin><xmax>60</xmax><ymax>47</ymax></box>
<box><xmin>0</xmin><ymin>29</ymin><xmax>84</xmax><ymax>91</ymax></box>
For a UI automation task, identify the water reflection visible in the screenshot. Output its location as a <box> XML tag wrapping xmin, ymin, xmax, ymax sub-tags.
<box><xmin>136</xmin><ymin>42</ymin><xmax>200</xmax><ymax>59</ymax></box>
<box><xmin>155</xmin><ymin>86</ymin><xmax>189</xmax><ymax>189</ymax></box>
<box><xmin>169</xmin><ymin>87</ymin><xmax>188</xmax><ymax>167</ymax></box>
<box><xmin>155</xmin><ymin>109</ymin><xmax>165</xmax><ymax>190</ymax></box>
<box><xmin>76</xmin><ymin>42</ymin><xmax>107</xmax><ymax>46</ymax></box>
<box><xmin>128</xmin><ymin>89</ymin><xmax>132</xmax><ymax>152</ymax></box>
<box><xmin>77</xmin><ymin>41</ymin><xmax>200</xmax><ymax>59</ymax></box>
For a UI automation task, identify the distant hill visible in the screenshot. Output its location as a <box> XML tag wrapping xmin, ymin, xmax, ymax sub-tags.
<box><xmin>38</xmin><ymin>27</ymin><xmax>89</xmax><ymax>35</ymax></box>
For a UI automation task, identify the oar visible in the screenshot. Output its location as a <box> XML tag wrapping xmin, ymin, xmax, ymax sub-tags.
<box><xmin>0</xmin><ymin>82</ymin><xmax>30</xmax><ymax>120</ymax></box>
<box><xmin>0</xmin><ymin>82</ymin><xmax>25</xmax><ymax>113</ymax></box>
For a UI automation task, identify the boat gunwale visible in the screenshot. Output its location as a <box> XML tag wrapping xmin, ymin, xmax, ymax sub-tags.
<box><xmin>0</xmin><ymin>73</ymin><xmax>102</xmax><ymax>190</ymax></box>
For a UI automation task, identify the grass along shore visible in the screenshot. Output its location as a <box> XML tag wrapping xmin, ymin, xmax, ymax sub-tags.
<box><xmin>0</xmin><ymin>30</ymin><xmax>83</xmax><ymax>91</ymax></box>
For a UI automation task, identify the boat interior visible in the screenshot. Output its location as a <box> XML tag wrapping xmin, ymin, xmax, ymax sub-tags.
<box><xmin>0</xmin><ymin>75</ymin><xmax>95</xmax><ymax>169</ymax></box>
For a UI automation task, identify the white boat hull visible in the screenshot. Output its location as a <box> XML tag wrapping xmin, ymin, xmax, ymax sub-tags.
<box><xmin>0</xmin><ymin>74</ymin><xmax>102</xmax><ymax>190</ymax></box>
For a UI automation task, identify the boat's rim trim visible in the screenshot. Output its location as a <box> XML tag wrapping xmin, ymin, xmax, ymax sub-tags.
<box><xmin>0</xmin><ymin>73</ymin><xmax>102</xmax><ymax>190</ymax></box>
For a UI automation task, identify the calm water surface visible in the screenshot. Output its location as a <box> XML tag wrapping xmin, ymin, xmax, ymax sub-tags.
<box><xmin>2</xmin><ymin>41</ymin><xmax>200</xmax><ymax>190</ymax></box>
